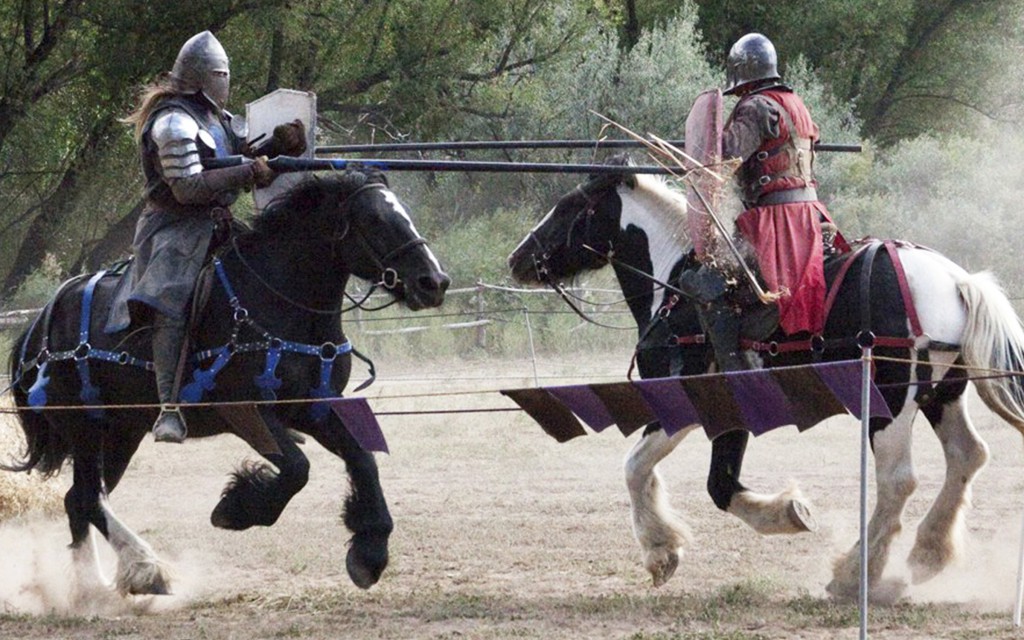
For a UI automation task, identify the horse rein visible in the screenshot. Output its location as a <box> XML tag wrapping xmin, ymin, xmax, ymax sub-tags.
<box><xmin>230</xmin><ymin>236</ymin><xmax>345</xmax><ymax>315</ymax></box>
<box><xmin>231</xmin><ymin>180</ymin><xmax>428</xmax><ymax>315</ymax></box>
<box><xmin>529</xmin><ymin>182</ymin><xmax>678</xmax><ymax>331</ymax></box>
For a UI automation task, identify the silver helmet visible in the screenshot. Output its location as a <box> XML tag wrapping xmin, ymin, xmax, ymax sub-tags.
<box><xmin>171</xmin><ymin>31</ymin><xmax>230</xmax><ymax>109</ymax></box>
<box><xmin>724</xmin><ymin>33</ymin><xmax>780</xmax><ymax>96</ymax></box>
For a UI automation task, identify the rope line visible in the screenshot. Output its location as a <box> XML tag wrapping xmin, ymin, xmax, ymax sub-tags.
<box><xmin>0</xmin><ymin>354</ymin><xmax>1018</xmax><ymax>416</ymax></box>
<box><xmin>377</xmin><ymin>408</ymin><xmax>521</xmax><ymax>416</ymax></box>
<box><xmin>0</xmin><ymin>386</ymin><xmax>527</xmax><ymax>413</ymax></box>
<box><xmin>870</xmin><ymin>354</ymin><xmax>1023</xmax><ymax>379</ymax></box>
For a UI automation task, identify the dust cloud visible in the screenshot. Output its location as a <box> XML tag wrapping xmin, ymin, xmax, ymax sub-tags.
<box><xmin>908</xmin><ymin>519</ymin><xmax>1024</xmax><ymax>612</ymax></box>
<box><xmin>0</xmin><ymin>518</ymin><xmax>219</xmax><ymax>616</ymax></box>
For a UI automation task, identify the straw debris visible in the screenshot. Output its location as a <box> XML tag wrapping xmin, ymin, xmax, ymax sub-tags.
<box><xmin>0</xmin><ymin>403</ymin><xmax>64</xmax><ymax>520</ymax></box>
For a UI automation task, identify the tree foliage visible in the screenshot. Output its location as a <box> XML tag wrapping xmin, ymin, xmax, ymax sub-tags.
<box><xmin>692</xmin><ymin>0</ymin><xmax>1024</xmax><ymax>144</ymax></box>
<box><xmin>0</xmin><ymin>0</ymin><xmax>1021</xmax><ymax>307</ymax></box>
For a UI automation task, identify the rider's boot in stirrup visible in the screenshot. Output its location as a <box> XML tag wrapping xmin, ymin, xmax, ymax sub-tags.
<box><xmin>151</xmin><ymin>316</ymin><xmax>188</xmax><ymax>443</ymax></box>
<box><xmin>700</xmin><ymin>301</ymin><xmax>748</xmax><ymax>373</ymax></box>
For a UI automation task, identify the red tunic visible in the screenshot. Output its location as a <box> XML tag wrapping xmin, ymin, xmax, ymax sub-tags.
<box><xmin>724</xmin><ymin>89</ymin><xmax>840</xmax><ymax>335</ymax></box>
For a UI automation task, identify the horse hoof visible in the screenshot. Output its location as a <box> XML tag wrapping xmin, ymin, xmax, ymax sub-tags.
<box><xmin>826</xmin><ymin>576</ymin><xmax>906</xmax><ymax>605</ymax></box>
<box><xmin>825</xmin><ymin>577</ymin><xmax>857</xmax><ymax>602</ymax></box>
<box><xmin>650</xmin><ymin>554</ymin><xmax>679</xmax><ymax>588</ymax></box>
<box><xmin>211</xmin><ymin>498</ymin><xmax>252</xmax><ymax>531</ymax></box>
<box><xmin>909</xmin><ymin>560</ymin><xmax>943</xmax><ymax>585</ymax></box>
<box><xmin>907</xmin><ymin>543</ymin><xmax>953</xmax><ymax>584</ymax></box>
<box><xmin>870</xmin><ymin>578</ymin><xmax>906</xmax><ymax>605</ymax></box>
<box><xmin>787</xmin><ymin>500</ymin><xmax>818</xmax><ymax>533</ymax></box>
<box><xmin>645</xmin><ymin>547</ymin><xmax>680</xmax><ymax>587</ymax></box>
<box><xmin>346</xmin><ymin>545</ymin><xmax>387</xmax><ymax>589</ymax></box>
<box><xmin>127</xmin><ymin>579</ymin><xmax>172</xmax><ymax>596</ymax></box>
<box><xmin>119</xmin><ymin>561</ymin><xmax>173</xmax><ymax>596</ymax></box>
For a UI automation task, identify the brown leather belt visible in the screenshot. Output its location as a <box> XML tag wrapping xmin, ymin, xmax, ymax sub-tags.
<box><xmin>756</xmin><ymin>186</ymin><xmax>818</xmax><ymax>206</ymax></box>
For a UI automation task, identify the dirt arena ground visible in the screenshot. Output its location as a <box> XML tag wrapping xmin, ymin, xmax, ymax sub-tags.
<box><xmin>2</xmin><ymin>351</ymin><xmax>1024</xmax><ymax>639</ymax></box>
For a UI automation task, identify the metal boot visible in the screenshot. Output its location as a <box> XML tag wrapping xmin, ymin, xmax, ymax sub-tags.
<box><xmin>699</xmin><ymin>301</ymin><xmax>748</xmax><ymax>373</ymax></box>
<box><xmin>151</xmin><ymin>315</ymin><xmax>188</xmax><ymax>443</ymax></box>
<box><xmin>678</xmin><ymin>265</ymin><xmax>749</xmax><ymax>373</ymax></box>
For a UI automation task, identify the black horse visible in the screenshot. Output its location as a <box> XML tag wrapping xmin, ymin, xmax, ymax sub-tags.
<box><xmin>508</xmin><ymin>161</ymin><xmax>1024</xmax><ymax>600</ymax></box>
<box><xmin>5</xmin><ymin>170</ymin><xmax>450</xmax><ymax>599</ymax></box>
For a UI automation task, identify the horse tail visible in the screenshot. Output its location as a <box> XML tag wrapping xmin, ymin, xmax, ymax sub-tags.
<box><xmin>957</xmin><ymin>271</ymin><xmax>1024</xmax><ymax>432</ymax></box>
<box><xmin>3</xmin><ymin>324</ymin><xmax>70</xmax><ymax>477</ymax></box>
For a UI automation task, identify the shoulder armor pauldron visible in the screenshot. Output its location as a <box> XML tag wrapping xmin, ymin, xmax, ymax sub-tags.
<box><xmin>224</xmin><ymin>109</ymin><xmax>249</xmax><ymax>139</ymax></box>
<box><xmin>151</xmin><ymin>108</ymin><xmax>204</xmax><ymax>179</ymax></box>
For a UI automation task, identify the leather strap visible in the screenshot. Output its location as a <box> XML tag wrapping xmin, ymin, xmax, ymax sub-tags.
<box><xmin>756</xmin><ymin>186</ymin><xmax>818</xmax><ymax>206</ymax></box>
<box><xmin>881</xmin><ymin>240</ymin><xmax>924</xmax><ymax>339</ymax></box>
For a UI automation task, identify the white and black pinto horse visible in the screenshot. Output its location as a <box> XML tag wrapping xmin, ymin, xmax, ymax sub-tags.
<box><xmin>507</xmin><ymin>160</ymin><xmax>1024</xmax><ymax>600</ymax></box>
<box><xmin>5</xmin><ymin>171</ymin><xmax>450</xmax><ymax>600</ymax></box>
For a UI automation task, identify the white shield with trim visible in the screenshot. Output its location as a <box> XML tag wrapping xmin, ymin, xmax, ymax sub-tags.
<box><xmin>246</xmin><ymin>88</ymin><xmax>317</xmax><ymax>211</ymax></box>
<box><xmin>684</xmin><ymin>88</ymin><xmax>724</xmax><ymax>263</ymax></box>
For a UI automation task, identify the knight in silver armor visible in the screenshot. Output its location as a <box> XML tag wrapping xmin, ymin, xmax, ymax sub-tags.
<box><xmin>121</xmin><ymin>30</ymin><xmax>307</xmax><ymax>443</ymax></box>
<box><xmin>172</xmin><ymin>30</ymin><xmax>231</xmax><ymax>109</ymax></box>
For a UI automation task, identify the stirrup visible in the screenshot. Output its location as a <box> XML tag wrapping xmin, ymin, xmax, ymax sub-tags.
<box><xmin>152</xmin><ymin>405</ymin><xmax>188</xmax><ymax>443</ymax></box>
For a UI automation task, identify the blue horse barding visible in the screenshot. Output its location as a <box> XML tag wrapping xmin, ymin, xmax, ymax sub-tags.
<box><xmin>5</xmin><ymin>170</ymin><xmax>449</xmax><ymax>600</ymax></box>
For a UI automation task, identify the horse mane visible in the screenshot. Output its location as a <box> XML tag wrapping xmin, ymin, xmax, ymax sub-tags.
<box><xmin>250</xmin><ymin>170</ymin><xmax>389</xmax><ymax>237</ymax></box>
<box><xmin>593</xmin><ymin>154</ymin><xmax>689</xmax><ymax>229</ymax></box>
<box><xmin>621</xmin><ymin>171</ymin><xmax>691</xmax><ymax>246</ymax></box>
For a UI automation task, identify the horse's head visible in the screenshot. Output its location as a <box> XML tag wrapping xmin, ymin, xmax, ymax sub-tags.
<box><xmin>508</xmin><ymin>160</ymin><xmax>634</xmax><ymax>285</ymax></box>
<box><xmin>256</xmin><ymin>171</ymin><xmax>449</xmax><ymax>310</ymax></box>
<box><xmin>338</xmin><ymin>171</ymin><xmax>450</xmax><ymax>310</ymax></box>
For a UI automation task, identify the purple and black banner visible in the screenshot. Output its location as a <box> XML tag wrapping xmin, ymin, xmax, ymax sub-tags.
<box><xmin>501</xmin><ymin>360</ymin><xmax>890</xmax><ymax>442</ymax></box>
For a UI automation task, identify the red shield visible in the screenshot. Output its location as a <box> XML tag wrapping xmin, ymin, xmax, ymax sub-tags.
<box><xmin>684</xmin><ymin>89</ymin><xmax>724</xmax><ymax>261</ymax></box>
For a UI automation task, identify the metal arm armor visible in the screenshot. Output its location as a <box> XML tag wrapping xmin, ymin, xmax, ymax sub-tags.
<box><xmin>151</xmin><ymin>109</ymin><xmax>203</xmax><ymax>179</ymax></box>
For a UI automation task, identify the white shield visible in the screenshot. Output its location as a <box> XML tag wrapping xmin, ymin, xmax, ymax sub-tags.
<box><xmin>246</xmin><ymin>89</ymin><xmax>317</xmax><ymax>211</ymax></box>
<box><xmin>684</xmin><ymin>89</ymin><xmax>723</xmax><ymax>262</ymax></box>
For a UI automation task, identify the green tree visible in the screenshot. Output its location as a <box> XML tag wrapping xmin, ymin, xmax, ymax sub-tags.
<box><xmin>692</xmin><ymin>0</ymin><xmax>1023</xmax><ymax>144</ymax></box>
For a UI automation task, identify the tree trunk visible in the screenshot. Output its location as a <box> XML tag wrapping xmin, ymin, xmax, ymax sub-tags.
<box><xmin>1</xmin><ymin>115</ymin><xmax>118</xmax><ymax>298</ymax></box>
<box><xmin>620</xmin><ymin>0</ymin><xmax>640</xmax><ymax>52</ymax></box>
<box><xmin>265</xmin><ymin>25</ymin><xmax>284</xmax><ymax>93</ymax></box>
<box><xmin>68</xmin><ymin>199</ymin><xmax>142</xmax><ymax>275</ymax></box>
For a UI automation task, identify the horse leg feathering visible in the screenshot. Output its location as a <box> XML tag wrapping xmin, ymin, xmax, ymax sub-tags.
<box><xmin>625</xmin><ymin>425</ymin><xmax>694</xmax><ymax>586</ymax></box>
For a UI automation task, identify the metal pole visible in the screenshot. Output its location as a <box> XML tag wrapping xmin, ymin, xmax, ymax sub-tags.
<box><xmin>859</xmin><ymin>346</ymin><xmax>873</xmax><ymax>640</ymax></box>
<box><xmin>1014</xmin><ymin>505</ymin><xmax>1024</xmax><ymax>625</ymax></box>
<box><xmin>315</xmin><ymin>140</ymin><xmax>862</xmax><ymax>154</ymax></box>
<box><xmin>475</xmin><ymin>282</ymin><xmax>487</xmax><ymax>349</ymax></box>
<box><xmin>206</xmin><ymin>155</ymin><xmax>684</xmax><ymax>175</ymax></box>
<box><xmin>523</xmin><ymin>307</ymin><xmax>539</xmax><ymax>387</ymax></box>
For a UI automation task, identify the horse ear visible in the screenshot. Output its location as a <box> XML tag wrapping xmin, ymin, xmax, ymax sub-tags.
<box><xmin>585</xmin><ymin>172</ymin><xmax>625</xmax><ymax>194</ymax></box>
<box><xmin>367</xmin><ymin>169</ymin><xmax>389</xmax><ymax>187</ymax></box>
<box><xmin>287</xmin><ymin>176</ymin><xmax>326</xmax><ymax>212</ymax></box>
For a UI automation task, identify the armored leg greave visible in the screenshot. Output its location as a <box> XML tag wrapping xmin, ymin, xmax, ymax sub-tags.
<box><xmin>679</xmin><ymin>265</ymin><xmax>750</xmax><ymax>373</ymax></box>
<box><xmin>699</xmin><ymin>301</ymin><xmax>749</xmax><ymax>373</ymax></box>
<box><xmin>151</xmin><ymin>314</ymin><xmax>188</xmax><ymax>443</ymax></box>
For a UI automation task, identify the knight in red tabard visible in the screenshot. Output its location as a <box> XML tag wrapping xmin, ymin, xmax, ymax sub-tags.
<box><xmin>680</xmin><ymin>32</ymin><xmax>847</xmax><ymax>373</ymax></box>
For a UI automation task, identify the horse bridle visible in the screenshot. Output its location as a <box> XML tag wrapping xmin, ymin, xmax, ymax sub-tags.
<box><xmin>525</xmin><ymin>182</ymin><xmax>643</xmax><ymax>330</ymax></box>
<box><xmin>232</xmin><ymin>180</ymin><xmax>428</xmax><ymax>315</ymax></box>
<box><xmin>529</xmin><ymin>179</ymin><xmax>689</xmax><ymax>330</ymax></box>
<box><xmin>527</xmin><ymin>183</ymin><xmax>608</xmax><ymax>282</ymax></box>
